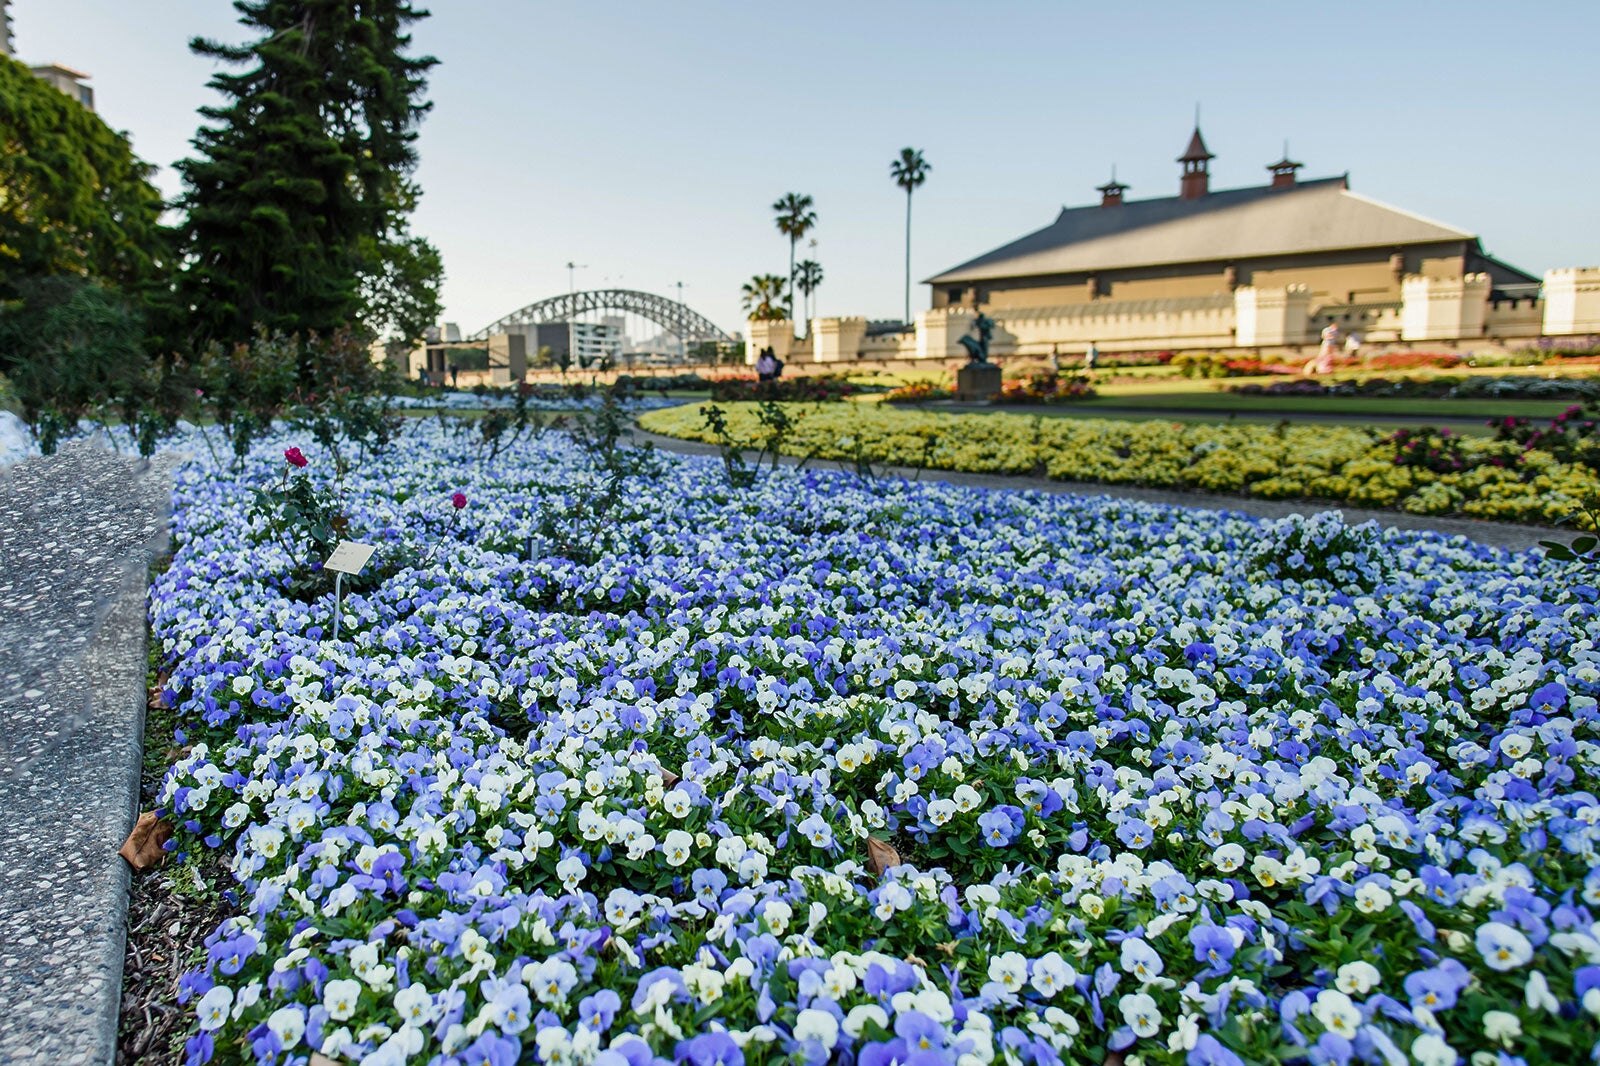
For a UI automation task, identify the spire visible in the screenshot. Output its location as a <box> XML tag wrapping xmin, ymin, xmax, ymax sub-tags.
<box><xmin>1267</xmin><ymin>139</ymin><xmax>1303</xmax><ymax>189</ymax></box>
<box><xmin>1096</xmin><ymin>164</ymin><xmax>1129</xmax><ymax>207</ymax></box>
<box><xmin>1178</xmin><ymin>117</ymin><xmax>1213</xmax><ymax>200</ymax></box>
<box><xmin>1178</xmin><ymin>127</ymin><xmax>1214</xmax><ymax>164</ymax></box>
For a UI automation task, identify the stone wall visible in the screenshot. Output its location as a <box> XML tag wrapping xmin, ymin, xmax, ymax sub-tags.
<box><xmin>1486</xmin><ymin>298</ymin><xmax>1545</xmax><ymax>341</ymax></box>
<box><xmin>1401</xmin><ymin>274</ymin><xmax>1491</xmax><ymax>341</ymax></box>
<box><xmin>743</xmin><ymin>319</ymin><xmax>800</xmax><ymax>365</ymax></box>
<box><xmin>992</xmin><ymin>297</ymin><xmax>1236</xmax><ymax>356</ymax></box>
<box><xmin>763</xmin><ymin>267</ymin><xmax>1600</xmax><ymax>365</ymax></box>
<box><xmin>812</xmin><ymin>317</ymin><xmax>868</xmax><ymax>363</ymax></box>
<box><xmin>861</xmin><ymin>331</ymin><xmax>918</xmax><ymax>359</ymax></box>
<box><xmin>1235</xmin><ymin>286</ymin><xmax>1310</xmax><ymax>347</ymax></box>
<box><xmin>1311</xmin><ymin>302</ymin><xmax>1404</xmax><ymax>344</ymax></box>
<box><xmin>1544</xmin><ymin>268</ymin><xmax>1600</xmax><ymax>336</ymax></box>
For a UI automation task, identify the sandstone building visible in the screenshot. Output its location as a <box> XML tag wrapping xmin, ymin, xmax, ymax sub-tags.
<box><xmin>925</xmin><ymin>128</ymin><xmax>1535</xmax><ymax>316</ymax></box>
<box><xmin>752</xmin><ymin>127</ymin><xmax>1599</xmax><ymax>364</ymax></box>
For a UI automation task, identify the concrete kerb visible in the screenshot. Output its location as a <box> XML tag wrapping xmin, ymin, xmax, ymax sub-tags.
<box><xmin>626</xmin><ymin>425</ymin><xmax>1554</xmax><ymax>553</ymax></box>
<box><xmin>0</xmin><ymin>443</ymin><xmax>174</xmax><ymax>1066</ymax></box>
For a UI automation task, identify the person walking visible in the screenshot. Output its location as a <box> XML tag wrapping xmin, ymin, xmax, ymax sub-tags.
<box><xmin>1305</xmin><ymin>322</ymin><xmax>1341</xmax><ymax>375</ymax></box>
<box><xmin>1085</xmin><ymin>342</ymin><xmax>1100</xmax><ymax>372</ymax></box>
<box><xmin>755</xmin><ymin>348</ymin><xmax>779</xmax><ymax>382</ymax></box>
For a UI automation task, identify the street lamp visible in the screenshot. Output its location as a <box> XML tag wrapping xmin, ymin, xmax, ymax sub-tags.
<box><xmin>675</xmin><ymin>281</ymin><xmax>687</xmax><ymax>365</ymax></box>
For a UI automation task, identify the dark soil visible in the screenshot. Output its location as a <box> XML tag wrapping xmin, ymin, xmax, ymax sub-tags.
<box><xmin>116</xmin><ymin>635</ymin><xmax>232</xmax><ymax>1064</ymax></box>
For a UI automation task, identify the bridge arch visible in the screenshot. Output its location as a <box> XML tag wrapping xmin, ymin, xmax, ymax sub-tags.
<box><xmin>470</xmin><ymin>288</ymin><xmax>734</xmax><ymax>345</ymax></box>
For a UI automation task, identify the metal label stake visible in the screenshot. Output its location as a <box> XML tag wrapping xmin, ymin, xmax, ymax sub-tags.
<box><xmin>333</xmin><ymin>571</ymin><xmax>344</xmax><ymax>640</ymax></box>
<box><xmin>324</xmin><ymin>540</ymin><xmax>377</xmax><ymax>641</ymax></box>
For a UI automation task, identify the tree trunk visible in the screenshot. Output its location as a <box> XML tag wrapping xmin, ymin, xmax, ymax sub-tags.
<box><xmin>904</xmin><ymin>190</ymin><xmax>913</xmax><ymax>324</ymax></box>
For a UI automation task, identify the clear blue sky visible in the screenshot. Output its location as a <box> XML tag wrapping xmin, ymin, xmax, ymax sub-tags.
<box><xmin>13</xmin><ymin>0</ymin><xmax>1600</xmax><ymax>335</ymax></box>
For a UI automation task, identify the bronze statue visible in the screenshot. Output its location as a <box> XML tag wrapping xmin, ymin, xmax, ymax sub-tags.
<box><xmin>959</xmin><ymin>313</ymin><xmax>995</xmax><ymax>363</ymax></box>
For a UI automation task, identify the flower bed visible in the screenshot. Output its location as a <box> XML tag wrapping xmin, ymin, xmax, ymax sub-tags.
<box><xmin>152</xmin><ymin>422</ymin><xmax>1600</xmax><ymax>1066</ymax></box>
<box><xmin>640</xmin><ymin>404</ymin><xmax>1600</xmax><ymax>528</ymax></box>
<box><xmin>709</xmin><ymin>376</ymin><xmax>865</xmax><ymax>403</ymax></box>
<box><xmin>1230</xmin><ymin>376</ymin><xmax>1600</xmax><ymax>401</ymax></box>
<box><xmin>995</xmin><ymin>373</ymin><xmax>1097</xmax><ymax>405</ymax></box>
<box><xmin>1169</xmin><ymin>353</ymin><xmax>1291</xmax><ymax>379</ymax></box>
<box><xmin>884</xmin><ymin>382</ymin><xmax>954</xmax><ymax>404</ymax></box>
<box><xmin>1359</xmin><ymin>352</ymin><xmax>1463</xmax><ymax>372</ymax></box>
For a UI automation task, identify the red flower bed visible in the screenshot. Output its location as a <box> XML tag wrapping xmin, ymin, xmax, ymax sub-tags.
<box><xmin>1222</xmin><ymin>358</ymin><xmax>1299</xmax><ymax>376</ymax></box>
<box><xmin>1361</xmin><ymin>351</ymin><xmax>1462</xmax><ymax>371</ymax></box>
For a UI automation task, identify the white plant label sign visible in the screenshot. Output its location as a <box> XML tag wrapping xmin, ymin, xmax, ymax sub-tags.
<box><xmin>325</xmin><ymin>541</ymin><xmax>376</xmax><ymax>575</ymax></box>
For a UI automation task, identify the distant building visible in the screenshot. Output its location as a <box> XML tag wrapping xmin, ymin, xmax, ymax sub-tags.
<box><xmin>30</xmin><ymin>63</ymin><xmax>94</xmax><ymax>111</ymax></box>
<box><xmin>528</xmin><ymin>321</ymin><xmax>623</xmax><ymax>368</ymax></box>
<box><xmin>3</xmin><ymin>4</ymin><xmax>96</xmax><ymax>109</ymax></box>
<box><xmin>755</xmin><ymin>125</ymin><xmax>1599</xmax><ymax>364</ymax></box>
<box><xmin>925</xmin><ymin>124</ymin><xmax>1535</xmax><ymax>316</ymax></box>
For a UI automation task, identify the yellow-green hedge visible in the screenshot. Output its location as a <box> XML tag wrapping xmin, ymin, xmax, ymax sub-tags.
<box><xmin>639</xmin><ymin>403</ymin><xmax>1600</xmax><ymax>528</ymax></box>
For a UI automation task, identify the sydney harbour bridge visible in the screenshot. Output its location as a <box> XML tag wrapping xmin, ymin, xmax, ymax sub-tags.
<box><xmin>468</xmin><ymin>289</ymin><xmax>735</xmax><ymax>361</ymax></box>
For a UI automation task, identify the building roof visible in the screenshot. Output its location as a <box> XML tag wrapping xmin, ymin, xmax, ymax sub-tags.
<box><xmin>926</xmin><ymin>177</ymin><xmax>1482</xmax><ymax>285</ymax></box>
<box><xmin>29</xmin><ymin>62</ymin><xmax>90</xmax><ymax>79</ymax></box>
<box><xmin>1178</xmin><ymin>128</ymin><xmax>1213</xmax><ymax>163</ymax></box>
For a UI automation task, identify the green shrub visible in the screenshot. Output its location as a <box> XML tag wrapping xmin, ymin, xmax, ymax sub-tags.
<box><xmin>0</xmin><ymin>277</ymin><xmax>147</xmax><ymax>454</ymax></box>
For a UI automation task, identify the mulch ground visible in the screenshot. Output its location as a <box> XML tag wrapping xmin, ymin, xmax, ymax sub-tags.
<box><xmin>116</xmin><ymin>674</ymin><xmax>231</xmax><ymax>1064</ymax></box>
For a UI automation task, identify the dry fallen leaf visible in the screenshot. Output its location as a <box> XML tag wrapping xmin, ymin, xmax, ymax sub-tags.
<box><xmin>866</xmin><ymin>836</ymin><xmax>901</xmax><ymax>876</ymax></box>
<box><xmin>660</xmin><ymin>769</ymin><xmax>680</xmax><ymax>788</ymax></box>
<box><xmin>118</xmin><ymin>812</ymin><xmax>173</xmax><ymax>872</ymax></box>
<box><xmin>310</xmin><ymin>1055</ymin><xmax>341</xmax><ymax>1066</ymax></box>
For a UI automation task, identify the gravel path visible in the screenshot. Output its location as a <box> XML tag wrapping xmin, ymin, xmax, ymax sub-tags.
<box><xmin>0</xmin><ymin>443</ymin><xmax>173</xmax><ymax>1066</ymax></box>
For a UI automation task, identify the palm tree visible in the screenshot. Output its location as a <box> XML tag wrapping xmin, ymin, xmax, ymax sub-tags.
<box><xmin>772</xmin><ymin>192</ymin><xmax>816</xmax><ymax>324</ymax></box>
<box><xmin>740</xmin><ymin>274</ymin><xmax>789</xmax><ymax>321</ymax></box>
<box><xmin>890</xmin><ymin>148</ymin><xmax>931</xmax><ymax>324</ymax></box>
<box><xmin>795</xmin><ymin>259</ymin><xmax>824</xmax><ymax>327</ymax></box>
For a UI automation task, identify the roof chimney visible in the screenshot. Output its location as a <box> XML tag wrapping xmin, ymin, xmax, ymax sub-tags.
<box><xmin>1178</xmin><ymin>124</ymin><xmax>1213</xmax><ymax>201</ymax></box>
<box><xmin>1096</xmin><ymin>167</ymin><xmax>1129</xmax><ymax>207</ymax></box>
<box><xmin>1267</xmin><ymin>141</ymin><xmax>1302</xmax><ymax>189</ymax></box>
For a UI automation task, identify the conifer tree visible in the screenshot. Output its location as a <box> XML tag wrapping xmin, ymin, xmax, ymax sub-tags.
<box><xmin>173</xmin><ymin>1</ymin><xmax>441</xmax><ymax>352</ymax></box>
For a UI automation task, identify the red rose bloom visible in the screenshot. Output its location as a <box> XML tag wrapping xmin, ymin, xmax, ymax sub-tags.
<box><xmin>284</xmin><ymin>447</ymin><xmax>308</xmax><ymax>468</ymax></box>
<box><xmin>451</xmin><ymin>492</ymin><xmax>467</xmax><ymax>510</ymax></box>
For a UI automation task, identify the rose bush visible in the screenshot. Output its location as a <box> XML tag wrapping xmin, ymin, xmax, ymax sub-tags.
<box><xmin>155</xmin><ymin>421</ymin><xmax>1600</xmax><ymax>1065</ymax></box>
<box><xmin>640</xmin><ymin>404</ymin><xmax>1600</xmax><ymax>528</ymax></box>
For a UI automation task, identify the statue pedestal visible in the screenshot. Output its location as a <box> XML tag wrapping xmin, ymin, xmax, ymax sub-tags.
<box><xmin>955</xmin><ymin>362</ymin><xmax>1002</xmax><ymax>401</ymax></box>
